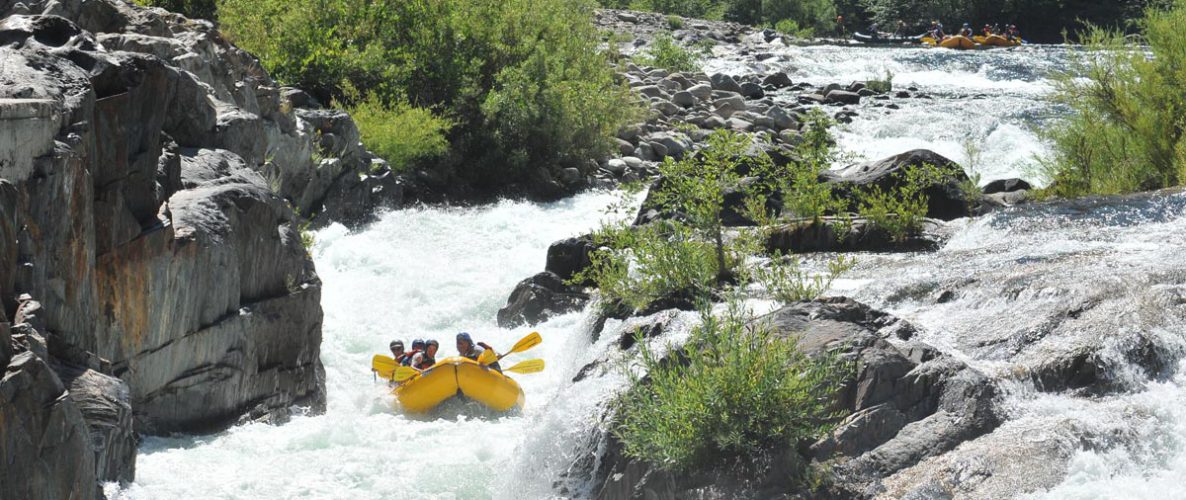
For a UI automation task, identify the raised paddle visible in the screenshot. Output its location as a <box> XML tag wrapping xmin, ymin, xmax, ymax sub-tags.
<box><xmin>478</xmin><ymin>331</ymin><xmax>542</xmax><ymax>366</ymax></box>
<box><xmin>504</xmin><ymin>359</ymin><xmax>545</xmax><ymax>374</ymax></box>
<box><xmin>372</xmin><ymin>354</ymin><xmax>398</xmax><ymax>380</ymax></box>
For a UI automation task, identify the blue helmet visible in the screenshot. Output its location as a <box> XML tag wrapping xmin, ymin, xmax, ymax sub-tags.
<box><xmin>411</xmin><ymin>338</ymin><xmax>425</xmax><ymax>350</ymax></box>
<box><xmin>456</xmin><ymin>332</ymin><xmax>473</xmax><ymax>344</ymax></box>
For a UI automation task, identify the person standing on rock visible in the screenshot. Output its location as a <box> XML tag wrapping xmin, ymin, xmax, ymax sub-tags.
<box><xmin>457</xmin><ymin>332</ymin><xmax>502</xmax><ymax>373</ymax></box>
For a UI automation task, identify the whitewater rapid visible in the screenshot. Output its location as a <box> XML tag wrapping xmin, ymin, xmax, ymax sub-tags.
<box><xmin>113</xmin><ymin>193</ymin><xmax>638</xmax><ymax>499</ymax></box>
<box><xmin>705</xmin><ymin>43</ymin><xmax>1070</xmax><ymax>185</ymax></box>
<box><xmin>111</xmin><ymin>43</ymin><xmax>1186</xmax><ymax>500</ymax></box>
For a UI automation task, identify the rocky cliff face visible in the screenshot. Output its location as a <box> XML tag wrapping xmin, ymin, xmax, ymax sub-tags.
<box><xmin>0</xmin><ymin>0</ymin><xmax>399</xmax><ymax>496</ymax></box>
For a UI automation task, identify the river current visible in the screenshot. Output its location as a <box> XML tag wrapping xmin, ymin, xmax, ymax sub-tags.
<box><xmin>112</xmin><ymin>43</ymin><xmax>1186</xmax><ymax>499</ymax></box>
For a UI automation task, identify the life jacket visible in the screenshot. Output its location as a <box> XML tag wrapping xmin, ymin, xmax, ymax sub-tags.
<box><xmin>401</xmin><ymin>350</ymin><xmax>420</xmax><ymax>366</ymax></box>
<box><xmin>414</xmin><ymin>353</ymin><xmax>435</xmax><ymax>370</ymax></box>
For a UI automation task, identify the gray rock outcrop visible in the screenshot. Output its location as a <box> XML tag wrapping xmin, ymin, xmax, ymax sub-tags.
<box><xmin>0</xmin><ymin>0</ymin><xmax>405</xmax><ymax>495</ymax></box>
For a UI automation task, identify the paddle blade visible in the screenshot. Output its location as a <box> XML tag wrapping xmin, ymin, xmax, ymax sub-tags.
<box><xmin>508</xmin><ymin>331</ymin><xmax>542</xmax><ymax>355</ymax></box>
<box><xmin>393</xmin><ymin>366</ymin><xmax>420</xmax><ymax>382</ymax></box>
<box><xmin>372</xmin><ymin>355</ymin><xmax>398</xmax><ymax>380</ymax></box>
<box><xmin>505</xmin><ymin>359</ymin><xmax>545</xmax><ymax>374</ymax></box>
<box><xmin>478</xmin><ymin>348</ymin><xmax>497</xmax><ymax>365</ymax></box>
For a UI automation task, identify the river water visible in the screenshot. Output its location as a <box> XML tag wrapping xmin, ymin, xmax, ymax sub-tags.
<box><xmin>113</xmin><ymin>43</ymin><xmax>1186</xmax><ymax>499</ymax></box>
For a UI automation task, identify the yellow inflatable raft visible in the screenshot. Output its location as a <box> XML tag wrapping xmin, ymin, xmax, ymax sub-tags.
<box><xmin>939</xmin><ymin>35</ymin><xmax>976</xmax><ymax>50</ymax></box>
<box><xmin>393</xmin><ymin>356</ymin><xmax>525</xmax><ymax>413</ymax></box>
<box><xmin>974</xmin><ymin>34</ymin><xmax>1021</xmax><ymax>47</ymax></box>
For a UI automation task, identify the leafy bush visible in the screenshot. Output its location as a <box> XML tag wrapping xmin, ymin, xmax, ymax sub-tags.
<box><xmin>750</xmin><ymin>0</ymin><xmax>837</xmax><ymax>35</ymax></box>
<box><xmin>754</xmin><ymin>254</ymin><xmax>855</xmax><ymax>303</ymax></box>
<box><xmin>774</xmin><ymin>18</ymin><xmax>814</xmax><ymax>39</ymax></box>
<box><xmin>613</xmin><ymin>301</ymin><xmax>851</xmax><ymax>472</ymax></box>
<box><xmin>627</xmin><ymin>0</ymin><xmax>725</xmax><ymax>19</ymax></box>
<box><xmin>637</xmin><ymin>33</ymin><xmax>700</xmax><ymax>72</ymax></box>
<box><xmin>652</xmin><ymin>131</ymin><xmax>776</xmax><ymax>281</ymax></box>
<box><xmin>347</xmin><ymin>97</ymin><xmax>451</xmax><ymax>173</ymax></box>
<box><xmin>857</xmin><ymin>164</ymin><xmax>943</xmax><ymax>241</ymax></box>
<box><xmin>865</xmin><ymin>70</ymin><xmax>893</xmax><ymax>94</ymax></box>
<box><xmin>667</xmin><ymin>14</ymin><xmax>686</xmax><ymax>29</ymax></box>
<box><xmin>217</xmin><ymin>0</ymin><xmax>634</xmax><ymax>194</ymax></box>
<box><xmin>1042</xmin><ymin>1</ymin><xmax>1186</xmax><ymax>196</ymax></box>
<box><xmin>578</xmin><ymin>222</ymin><xmax>725</xmax><ymax>312</ymax></box>
<box><xmin>777</xmin><ymin>109</ymin><xmax>849</xmax><ymax>226</ymax></box>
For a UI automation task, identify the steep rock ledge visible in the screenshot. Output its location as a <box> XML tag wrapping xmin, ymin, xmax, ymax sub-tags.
<box><xmin>0</xmin><ymin>0</ymin><xmax>398</xmax><ymax>495</ymax></box>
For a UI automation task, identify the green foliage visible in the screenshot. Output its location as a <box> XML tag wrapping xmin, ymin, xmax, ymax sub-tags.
<box><xmin>1042</xmin><ymin>0</ymin><xmax>1186</xmax><ymax>196</ymax></box>
<box><xmin>637</xmin><ymin>33</ymin><xmax>700</xmax><ymax>72</ymax></box>
<box><xmin>779</xmin><ymin>110</ymin><xmax>846</xmax><ymax>224</ymax></box>
<box><xmin>865</xmin><ymin>70</ymin><xmax>893</xmax><ymax>94</ymax></box>
<box><xmin>134</xmin><ymin>0</ymin><xmax>218</xmax><ymax>19</ymax></box>
<box><xmin>575</xmin><ymin>131</ymin><xmax>775</xmax><ymax>312</ymax></box>
<box><xmin>749</xmin><ymin>0</ymin><xmax>837</xmax><ymax>34</ymax></box>
<box><xmin>613</xmin><ymin>300</ymin><xmax>851</xmax><ymax>472</ymax></box>
<box><xmin>667</xmin><ymin>14</ymin><xmax>686</xmax><ymax>29</ymax></box>
<box><xmin>577</xmin><ymin>222</ymin><xmax>726</xmax><ymax>312</ymax></box>
<box><xmin>299</xmin><ymin>221</ymin><xmax>316</xmax><ymax>251</ymax></box>
<box><xmin>654</xmin><ymin>131</ymin><xmax>775</xmax><ymax>280</ymax></box>
<box><xmin>859</xmin><ymin>0</ymin><xmax>1163</xmax><ymax>42</ymax></box>
<box><xmin>774</xmin><ymin>18</ymin><xmax>814</xmax><ymax>39</ymax></box>
<box><xmin>347</xmin><ymin>97</ymin><xmax>451</xmax><ymax>173</ymax></box>
<box><xmin>857</xmin><ymin>164</ymin><xmax>945</xmax><ymax>241</ymax></box>
<box><xmin>627</xmin><ymin>0</ymin><xmax>725</xmax><ymax>19</ymax></box>
<box><xmin>754</xmin><ymin>254</ymin><xmax>855</xmax><ymax>303</ymax></box>
<box><xmin>217</xmin><ymin>0</ymin><xmax>634</xmax><ymax>193</ymax></box>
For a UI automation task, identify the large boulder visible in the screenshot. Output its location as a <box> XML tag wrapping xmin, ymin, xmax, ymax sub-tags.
<box><xmin>0</xmin><ymin>351</ymin><xmax>99</xmax><ymax>500</ymax></box>
<box><xmin>55</xmin><ymin>364</ymin><xmax>137</xmax><ymax>485</ymax></box>
<box><xmin>545</xmin><ymin>235</ymin><xmax>597</xmax><ymax>282</ymax></box>
<box><xmin>766</xmin><ymin>217</ymin><xmax>949</xmax><ymax>254</ymax></box>
<box><xmin>496</xmin><ymin>272</ymin><xmax>590</xmax><ymax>328</ymax></box>
<box><xmin>709</xmin><ymin>73</ymin><xmax>742</xmax><ymax>93</ymax></box>
<box><xmin>581</xmin><ymin>298</ymin><xmax>999</xmax><ymax>500</ymax></box>
<box><xmin>822</xmin><ymin>149</ymin><xmax>973</xmax><ymax>220</ymax></box>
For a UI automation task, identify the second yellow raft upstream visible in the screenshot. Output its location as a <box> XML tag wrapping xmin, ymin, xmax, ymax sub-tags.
<box><xmin>394</xmin><ymin>356</ymin><xmax>525</xmax><ymax>413</ymax></box>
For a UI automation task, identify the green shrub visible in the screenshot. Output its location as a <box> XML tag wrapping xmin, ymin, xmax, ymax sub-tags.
<box><xmin>856</xmin><ymin>164</ymin><xmax>943</xmax><ymax>241</ymax></box>
<box><xmin>628</xmin><ymin>0</ymin><xmax>722</xmax><ymax>19</ymax></box>
<box><xmin>774</xmin><ymin>18</ymin><xmax>814</xmax><ymax>39</ymax></box>
<box><xmin>578</xmin><ymin>222</ymin><xmax>725</xmax><ymax>313</ymax></box>
<box><xmin>652</xmin><ymin>130</ymin><xmax>776</xmax><ymax>282</ymax></box>
<box><xmin>348</xmin><ymin>97</ymin><xmax>451</xmax><ymax>173</ymax></box>
<box><xmin>667</xmin><ymin>14</ymin><xmax>685</xmax><ymax>29</ymax></box>
<box><xmin>217</xmin><ymin>0</ymin><xmax>634</xmax><ymax>194</ymax></box>
<box><xmin>637</xmin><ymin>33</ymin><xmax>700</xmax><ymax>72</ymax></box>
<box><xmin>1042</xmin><ymin>1</ymin><xmax>1186</xmax><ymax>196</ymax></box>
<box><xmin>754</xmin><ymin>254</ymin><xmax>855</xmax><ymax>303</ymax></box>
<box><xmin>613</xmin><ymin>300</ymin><xmax>851</xmax><ymax>472</ymax></box>
<box><xmin>865</xmin><ymin>70</ymin><xmax>894</xmax><ymax>94</ymax></box>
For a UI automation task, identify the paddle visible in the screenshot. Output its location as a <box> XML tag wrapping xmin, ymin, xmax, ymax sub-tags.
<box><xmin>504</xmin><ymin>359</ymin><xmax>545</xmax><ymax>374</ymax></box>
<box><xmin>393</xmin><ymin>366</ymin><xmax>420</xmax><ymax>382</ymax></box>
<box><xmin>478</xmin><ymin>331</ymin><xmax>542</xmax><ymax>366</ymax></box>
<box><xmin>372</xmin><ymin>354</ymin><xmax>398</xmax><ymax>381</ymax></box>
